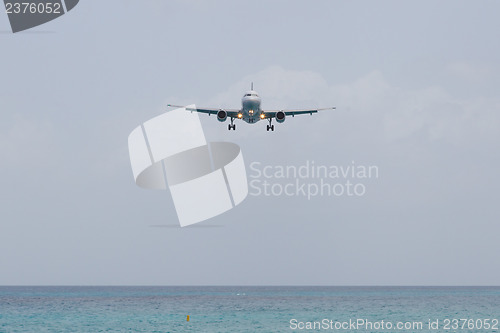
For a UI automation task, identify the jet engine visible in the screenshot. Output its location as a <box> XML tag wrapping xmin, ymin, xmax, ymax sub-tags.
<box><xmin>276</xmin><ymin>111</ymin><xmax>286</xmax><ymax>123</ymax></box>
<box><xmin>217</xmin><ymin>110</ymin><xmax>227</xmax><ymax>122</ymax></box>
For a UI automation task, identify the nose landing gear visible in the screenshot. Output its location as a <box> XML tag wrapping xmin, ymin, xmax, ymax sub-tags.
<box><xmin>228</xmin><ymin>117</ymin><xmax>236</xmax><ymax>130</ymax></box>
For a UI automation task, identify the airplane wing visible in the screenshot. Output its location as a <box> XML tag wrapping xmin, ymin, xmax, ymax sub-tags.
<box><xmin>167</xmin><ymin>104</ymin><xmax>241</xmax><ymax>118</ymax></box>
<box><xmin>264</xmin><ymin>107</ymin><xmax>336</xmax><ymax>118</ymax></box>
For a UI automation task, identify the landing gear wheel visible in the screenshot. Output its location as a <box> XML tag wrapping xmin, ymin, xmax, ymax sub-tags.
<box><xmin>228</xmin><ymin>124</ymin><xmax>231</xmax><ymax>130</ymax></box>
<box><xmin>267</xmin><ymin>118</ymin><xmax>274</xmax><ymax>132</ymax></box>
<box><xmin>233</xmin><ymin>124</ymin><xmax>236</xmax><ymax>130</ymax></box>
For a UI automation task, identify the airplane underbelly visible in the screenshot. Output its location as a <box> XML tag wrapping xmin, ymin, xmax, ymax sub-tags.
<box><xmin>244</xmin><ymin>116</ymin><xmax>260</xmax><ymax>124</ymax></box>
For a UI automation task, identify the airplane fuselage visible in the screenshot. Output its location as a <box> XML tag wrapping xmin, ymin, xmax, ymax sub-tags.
<box><xmin>241</xmin><ymin>90</ymin><xmax>262</xmax><ymax>123</ymax></box>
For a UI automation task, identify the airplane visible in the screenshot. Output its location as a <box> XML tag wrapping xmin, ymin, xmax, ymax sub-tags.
<box><xmin>167</xmin><ymin>83</ymin><xmax>335</xmax><ymax>131</ymax></box>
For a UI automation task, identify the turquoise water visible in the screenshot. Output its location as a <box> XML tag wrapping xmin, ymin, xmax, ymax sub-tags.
<box><xmin>0</xmin><ymin>287</ymin><xmax>499</xmax><ymax>332</ymax></box>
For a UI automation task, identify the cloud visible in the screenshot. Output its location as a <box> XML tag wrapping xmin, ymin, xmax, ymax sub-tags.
<box><xmin>322</xmin><ymin>68</ymin><xmax>500</xmax><ymax>147</ymax></box>
<box><xmin>446</xmin><ymin>61</ymin><xmax>490</xmax><ymax>81</ymax></box>
<box><xmin>207</xmin><ymin>66</ymin><xmax>500</xmax><ymax>149</ymax></box>
<box><xmin>208</xmin><ymin>66</ymin><xmax>330</xmax><ymax>109</ymax></box>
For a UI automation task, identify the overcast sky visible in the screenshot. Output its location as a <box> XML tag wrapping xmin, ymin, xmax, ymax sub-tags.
<box><xmin>1</xmin><ymin>0</ymin><xmax>499</xmax><ymax>285</ymax></box>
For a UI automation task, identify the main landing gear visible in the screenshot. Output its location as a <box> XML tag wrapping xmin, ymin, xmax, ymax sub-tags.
<box><xmin>228</xmin><ymin>117</ymin><xmax>236</xmax><ymax>130</ymax></box>
<box><xmin>266</xmin><ymin>118</ymin><xmax>274</xmax><ymax>131</ymax></box>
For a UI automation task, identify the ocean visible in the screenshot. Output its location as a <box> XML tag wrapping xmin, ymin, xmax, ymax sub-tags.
<box><xmin>0</xmin><ymin>286</ymin><xmax>498</xmax><ymax>332</ymax></box>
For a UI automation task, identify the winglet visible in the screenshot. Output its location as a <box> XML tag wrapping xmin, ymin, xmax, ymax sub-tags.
<box><xmin>251</xmin><ymin>82</ymin><xmax>253</xmax><ymax>90</ymax></box>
